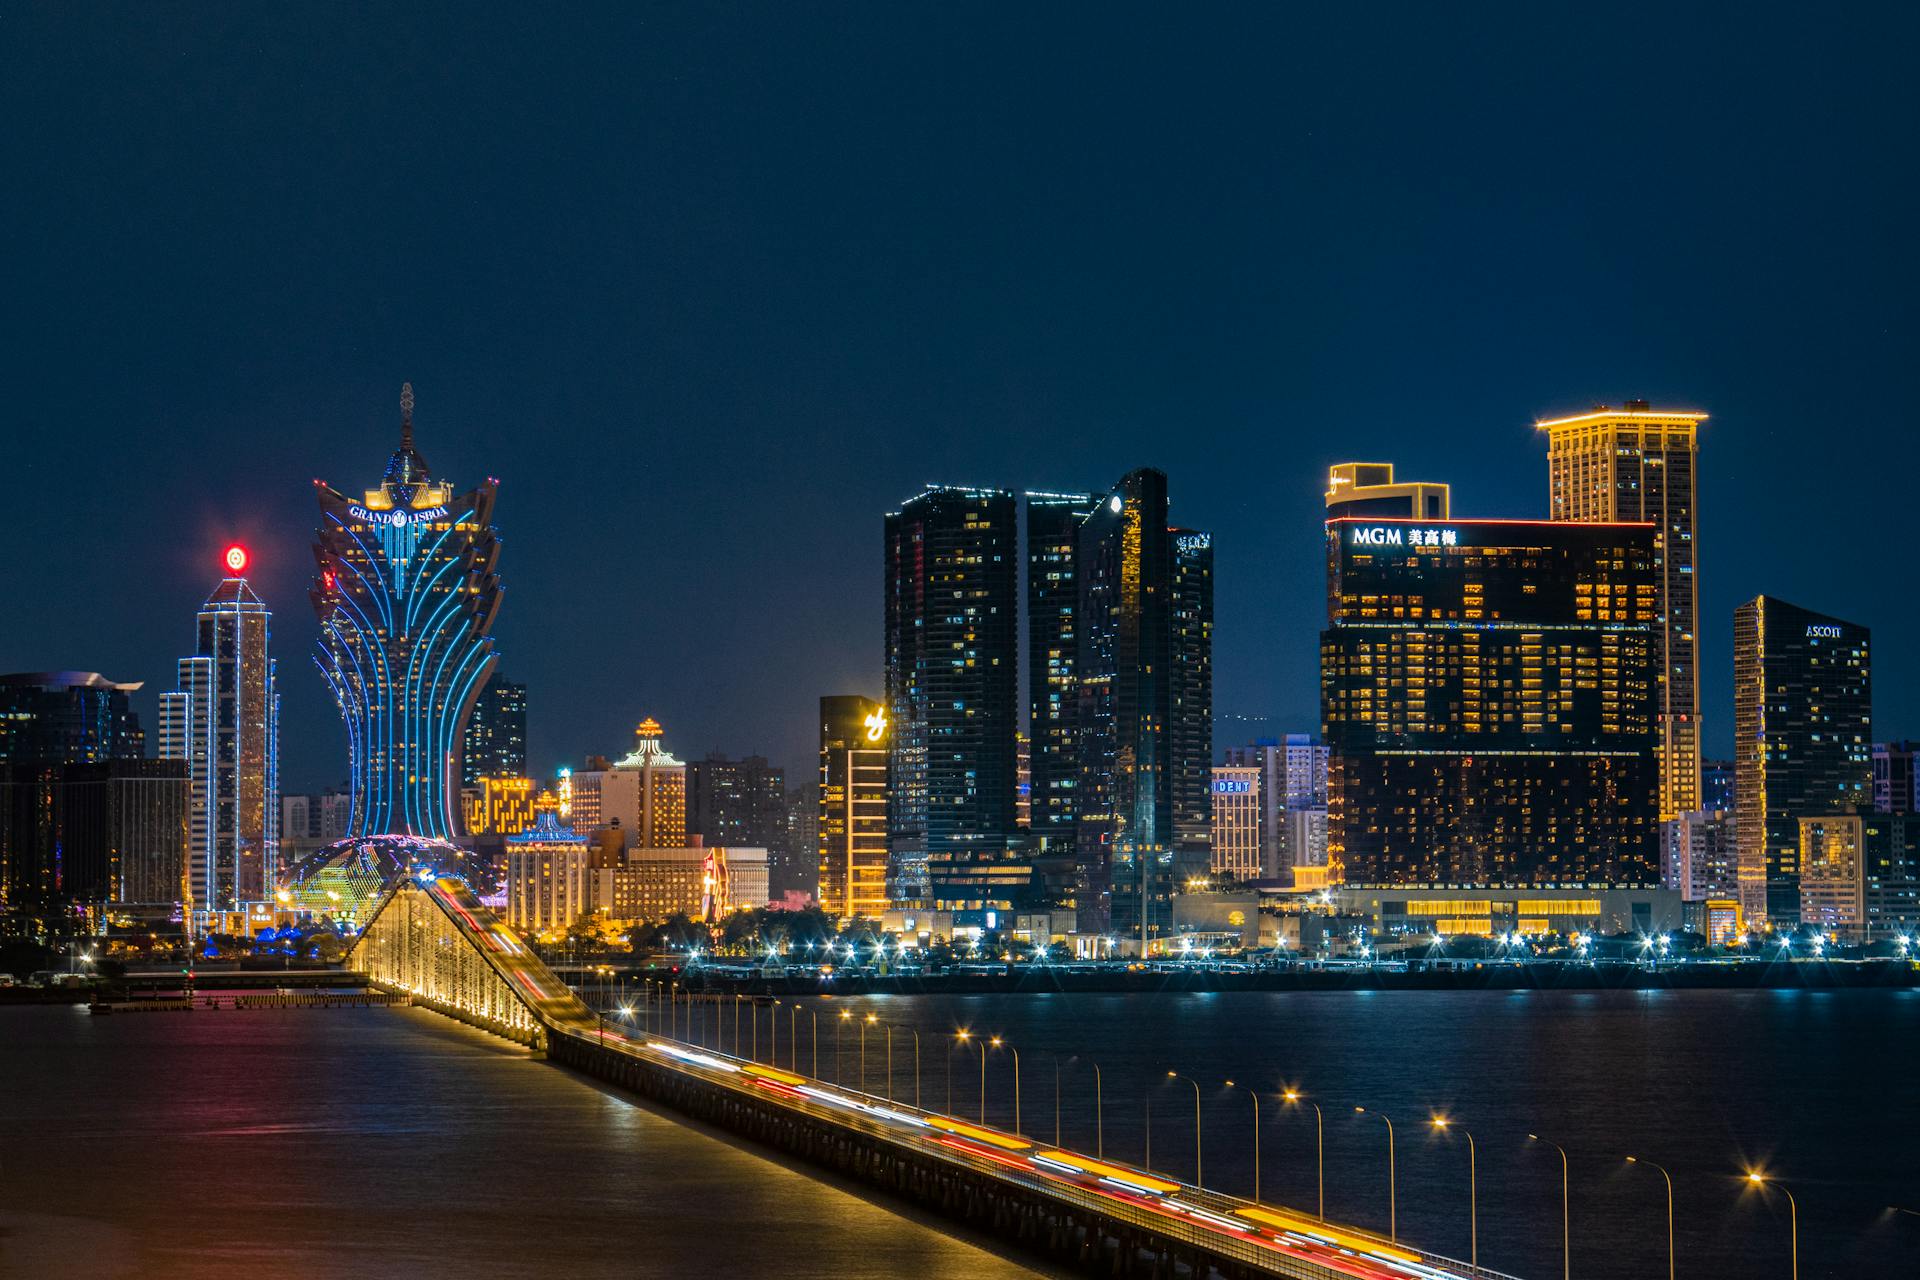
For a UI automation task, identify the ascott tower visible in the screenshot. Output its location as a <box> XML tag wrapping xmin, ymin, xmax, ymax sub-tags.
<box><xmin>311</xmin><ymin>385</ymin><xmax>503</xmax><ymax>839</ymax></box>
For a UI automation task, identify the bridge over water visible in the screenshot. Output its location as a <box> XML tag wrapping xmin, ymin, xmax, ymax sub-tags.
<box><xmin>352</xmin><ymin>877</ymin><xmax>1512</xmax><ymax>1280</ymax></box>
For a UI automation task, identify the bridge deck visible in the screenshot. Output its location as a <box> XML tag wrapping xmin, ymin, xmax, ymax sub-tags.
<box><xmin>354</xmin><ymin>878</ymin><xmax>1511</xmax><ymax>1280</ymax></box>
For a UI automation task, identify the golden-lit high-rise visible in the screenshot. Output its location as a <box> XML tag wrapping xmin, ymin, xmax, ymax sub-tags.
<box><xmin>817</xmin><ymin>695</ymin><xmax>889</xmax><ymax>919</ymax></box>
<box><xmin>1538</xmin><ymin>401</ymin><xmax>1705</xmax><ymax>820</ymax></box>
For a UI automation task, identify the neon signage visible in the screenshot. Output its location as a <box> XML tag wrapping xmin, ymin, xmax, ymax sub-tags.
<box><xmin>863</xmin><ymin>708</ymin><xmax>888</xmax><ymax>742</ymax></box>
<box><xmin>1351</xmin><ymin>526</ymin><xmax>1458</xmax><ymax>548</ymax></box>
<box><xmin>1806</xmin><ymin>624</ymin><xmax>1842</xmax><ymax>639</ymax></box>
<box><xmin>348</xmin><ymin>504</ymin><xmax>449</xmax><ymax>528</ymax></box>
<box><xmin>223</xmin><ymin>545</ymin><xmax>249</xmax><ymax>574</ymax></box>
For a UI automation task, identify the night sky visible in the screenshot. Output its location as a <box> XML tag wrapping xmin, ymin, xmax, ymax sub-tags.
<box><xmin>5</xmin><ymin>5</ymin><xmax>1917</xmax><ymax>792</ymax></box>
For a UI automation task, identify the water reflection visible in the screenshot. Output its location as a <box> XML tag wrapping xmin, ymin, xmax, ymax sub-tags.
<box><xmin>0</xmin><ymin>1006</ymin><xmax>1046</xmax><ymax>1280</ymax></box>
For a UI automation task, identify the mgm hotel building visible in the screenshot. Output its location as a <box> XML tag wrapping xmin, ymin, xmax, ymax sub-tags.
<box><xmin>1322</xmin><ymin>517</ymin><xmax>1672</xmax><ymax>936</ymax></box>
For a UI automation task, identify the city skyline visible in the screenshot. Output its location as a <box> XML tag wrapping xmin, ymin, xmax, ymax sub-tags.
<box><xmin>6</xmin><ymin>9</ymin><xmax>1920</xmax><ymax>797</ymax></box>
<box><xmin>7</xmin><ymin>11</ymin><xmax>1920</xmax><ymax>1278</ymax></box>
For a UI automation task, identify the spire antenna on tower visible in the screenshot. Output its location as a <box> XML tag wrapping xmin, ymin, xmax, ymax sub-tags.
<box><xmin>400</xmin><ymin>382</ymin><xmax>415</xmax><ymax>449</ymax></box>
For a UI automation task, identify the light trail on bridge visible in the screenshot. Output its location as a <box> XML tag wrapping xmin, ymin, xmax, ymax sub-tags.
<box><xmin>580</xmin><ymin>1020</ymin><xmax>1508</xmax><ymax>1280</ymax></box>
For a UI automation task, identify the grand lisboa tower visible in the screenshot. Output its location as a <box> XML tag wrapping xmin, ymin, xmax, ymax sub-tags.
<box><xmin>311</xmin><ymin>384</ymin><xmax>501</xmax><ymax>840</ymax></box>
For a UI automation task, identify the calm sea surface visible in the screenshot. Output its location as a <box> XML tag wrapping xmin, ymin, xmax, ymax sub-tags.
<box><xmin>4</xmin><ymin>989</ymin><xmax>1916</xmax><ymax>1279</ymax></box>
<box><xmin>631</xmin><ymin>985</ymin><xmax>1920</xmax><ymax>1279</ymax></box>
<box><xmin>0</xmin><ymin>1003</ymin><xmax>1049</xmax><ymax>1279</ymax></box>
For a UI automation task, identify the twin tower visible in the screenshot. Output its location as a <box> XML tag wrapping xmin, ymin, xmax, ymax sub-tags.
<box><xmin>311</xmin><ymin>385</ymin><xmax>503</xmax><ymax>841</ymax></box>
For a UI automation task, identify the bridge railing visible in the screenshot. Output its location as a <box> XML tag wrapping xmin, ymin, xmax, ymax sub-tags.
<box><xmin>349</xmin><ymin>875</ymin><xmax>591</xmax><ymax>1047</ymax></box>
<box><xmin>551</xmin><ymin>1016</ymin><xmax>1520</xmax><ymax>1280</ymax></box>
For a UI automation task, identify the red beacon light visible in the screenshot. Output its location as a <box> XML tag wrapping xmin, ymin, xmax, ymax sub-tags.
<box><xmin>223</xmin><ymin>545</ymin><xmax>249</xmax><ymax>575</ymax></box>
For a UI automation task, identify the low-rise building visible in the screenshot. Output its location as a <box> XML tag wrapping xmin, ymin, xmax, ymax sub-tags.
<box><xmin>1665</xmin><ymin>809</ymin><xmax>1739</xmax><ymax>901</ymax></box>
<box><xmin>1278</xmin><ymin>808</ymin><xmax>1328</xmax><ymax>879</ymax></box>
<box><xmin>1209</xmin><ymin>766</ymin><xmax>1261</xmax><ymax>881</ymax></box>
<box><xmin>505</xmin><ymin>812</ymin><xmax>591</xmax><ymax>933</ymax></box>
<box><xmin>1329</xmin><ymin>887</ymin><xmax>1683</xmax><ymax>939</ymax></box>
<box><xmin>1798</xmin><ymin>811</ymin><xmax>1920</xmax><ymax>942</ymax></box>
<box><xmin>593</xmin><ymin>841</ymin><xmax>769</xmax><ymax>924</ymax></box>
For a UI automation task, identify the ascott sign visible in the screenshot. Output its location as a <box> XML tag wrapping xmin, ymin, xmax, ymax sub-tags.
<box><xmin>1350</xmin><ymin>526</ymin><xmax>1458</xmax><ymax>548</ymax></box>
<box><xmin>1806</xmin><ymin>624</ymin><xmax>1843</xmax><ymax>639</ymax></box>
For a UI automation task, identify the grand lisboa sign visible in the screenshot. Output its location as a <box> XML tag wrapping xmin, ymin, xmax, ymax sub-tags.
<box><xmin>348</xmin><ymin>504</ymin><xmax>450</xmax><ymax>528</ymax></box>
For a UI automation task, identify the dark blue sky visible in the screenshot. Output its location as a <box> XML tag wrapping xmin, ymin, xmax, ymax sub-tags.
<box><xmin>5</xmin><ymin>4</ymin><xmax>1916</xmax><ymax>790</ymax></box>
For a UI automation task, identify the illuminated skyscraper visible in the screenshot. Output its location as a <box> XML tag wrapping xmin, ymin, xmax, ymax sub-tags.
<box><xmin>1538</xmin><ymin>402</ymin><xmax>1705</xmax><ymax>821</ymax></box>
<box><xmin>1733</xmin><ymin>596</ymin><xmax>1871</xmax><ymax>926</ymax></box>
<box><xmin>312</xmin><ymin>385</ymin><xmax>502</xmax><ymax>840</ymax></box>
<box><xmin>1075</xmin><ymin>469</ymin><xmax>1213</xmax><ymax>949</ymax></box>
<box><xmin>687</xmin><ymin>751</ymin><xmax>788</xmax><ymax>883</ymax></box>
<box><xmin>0</xmin><ymin>671</ymin><xmax>149</xmax><ymax>909</ymax></box>
<box><xmin>884</xmin><ymin>486</ymin><xmax>1019</xmax><ymax>901</ymax></box>
<box><xmin>1170</xmin><ymin>529</ymin><xmax>1214</xmax><ymax>867</ymax></box>
<box><xmin>1323</xmin><ymin>517</ymin><xmax>1660</xmax><ymax>888</ymax></box>
<box><xmin>461</xmin><ymin>674</ymin><xmax>527</xmax><ymax>786</ymax></box>
<box><xmin>818</xmin><ymin>695</ymin><xmax>889</xmax><ymax>919</ymax></box>
<box><xmin>784</xmin><ymin>784</ymin><xmax>820</xmax><ymax>900</ymax></box>
<box><xmin>1025</xmin><ymin>491</ymin><xmax>1098</xmax><ymax>845</ymax></box>
<box><xmin>163</xmin><ymin>547</ymin><xmax>279</xmax><ymax>915</ymax></box>
<box><xmin>0</xmin><ymin>672</ymin><xmax>145</xmax><ymax>765</ymax></box>
<box><xmin>1</xmin><ymin>672</ymin><xmax>147</xmax><ymax>908</ymax></box>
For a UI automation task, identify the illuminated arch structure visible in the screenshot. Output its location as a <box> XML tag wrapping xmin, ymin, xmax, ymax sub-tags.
<box><xmin>312</xmin><ymin>385</ymin><xmax>502</xmax><ymax>839</ymax></box>
<box><xmin>278</xmin><ymin>834</ymin><xmax>486</xmax><ymax>928</ymax></box>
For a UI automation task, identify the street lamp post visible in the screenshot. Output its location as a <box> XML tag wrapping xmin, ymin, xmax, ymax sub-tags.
<box><xmin>1355</xmin><ymin>1107</ymin><xmax>1396</xmax><ymax>1240</ymax></box>
<box><xmin>1094</xmin><ymin>1061</ymin><xmax>1104</xmax><ymax>1158</ymax></box>
<box><xmin>949</xmin><ymin>1031</ymin><xmax>964</xmax><ymax>1114</ymax></box>
<box><xmin>1224</xmin><ymin>1081</ymin><xmax>1260</xmax><ymax>1203</ymax></box>
<box><xmin>1283</xmin><ymin>1090</ymin><xmax>1324</xmax><ymax>1220</ymax></box>
<box><xmin>1145</xmin><ymin>1090</ymin><xmax>1152</xmax><ymax>1172</ymax></box>
<box><xmin>837</xmin><ymin>1009</ymin><xmax>850</xmax><ymax>1084</ymax></box>
<box><xmin>1530</xmin><ymin>1134</ymin><xmax>1569</xmax><ymax>1280</ymax></box>
<box><xmin>978</xmin><ymin>1036</ymin><xmax>990</xmax><ymax>1125</ymax></box>
<box><xmin>1747</xmin><ymin>1171</ymin><xmax>1798</xmax><ymax>1280</ymax></box>
<box><xmin>862</xmin><ymin>1012</ymin><xmax>876</xmax><ymax>1094</ymax></box>
<box><xmin>1054</xmin><ymin>1057</ymin><xmax>1063</xmax><ymax>1146</ymax></box>
<box><xmin>1625</xmin><ymin>1156</ymin><xmax>1673</xmax><ymax>1280</ymax></box>
<box><xmin>1433</xmin><ymin>1116</ymin><xmax>1477</xmax><ymax>1277</ymax></box>
<box><xmin>998</xmin><ymin>1038</ymin><xmax>1020</xmax><ymax>1135</ymax></box>
<box><xmin>1166</xmin><ymin>1073</ymin><xmax>1202</xmax><ymax>1186</ymax></box>
<box><xmin>884</xmin><ymin>1024</ymin><xmax>894</xmax><ymax>1103</ymax></box>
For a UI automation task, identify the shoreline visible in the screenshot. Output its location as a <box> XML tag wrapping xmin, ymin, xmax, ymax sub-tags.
<box><xmin>661</xmin><ymin>958</ymin><xmax>1920</xmax><ymax>997</ymax></box>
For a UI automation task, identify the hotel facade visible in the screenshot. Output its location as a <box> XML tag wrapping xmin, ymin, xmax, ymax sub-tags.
<box><xmin>311</xmin><ymin>385</ymin><xmax>502</xmax><ymax>841</ymax></box>
<box><xmin>1322</xmin><ymin>517</ymin><xmax>1661</xmax><ymax>891</ymax></box>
